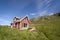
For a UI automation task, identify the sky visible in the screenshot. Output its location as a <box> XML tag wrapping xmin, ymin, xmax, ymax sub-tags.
<box><xmin>0</xmin><ymin>0</ymin><xmax>60</xmax><ymax>25</ymax></box>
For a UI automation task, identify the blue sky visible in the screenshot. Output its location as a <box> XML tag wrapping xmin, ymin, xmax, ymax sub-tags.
<box><xmin>0</xmin><ymin>0</ymin><xmax>60</xmax><ymax>25</ymax></box>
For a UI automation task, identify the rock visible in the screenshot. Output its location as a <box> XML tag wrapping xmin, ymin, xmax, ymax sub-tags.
<box><xmin>29</xmin><ymin>27</ymin><xmax>37</xmax><ymax>32</ymax></box>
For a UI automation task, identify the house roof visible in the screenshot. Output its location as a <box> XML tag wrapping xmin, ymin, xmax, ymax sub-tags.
<box><xmin>20</xmin><ymin>16</ymin><xmax>28</xmax><ymax>21</ymax></box>
<box><xmin>11</xmin><ymin>16</ymin><xmax>28</xmax><ymax>23</ymax></box>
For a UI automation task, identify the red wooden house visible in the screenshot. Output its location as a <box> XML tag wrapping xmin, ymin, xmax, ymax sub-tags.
<box><xmin>11</xmin><ymin>16</ymin><xmax>30</xmax><ymax>30</ymax></box>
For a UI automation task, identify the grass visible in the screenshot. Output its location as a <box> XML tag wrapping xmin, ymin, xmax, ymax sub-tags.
<box><xmin>0</xmin><ymin>15</ymin><xmax>60</xmax><ymax>40</ymax></box>
<box><xmin>30</xmin><ymin>16</ymin><xmax>60</xmax><ymax>40</ymax></box>
<box><xmin>0</xmin><ymin>26</ymin><xmax>49</xmax><ymax>40</ymax></box>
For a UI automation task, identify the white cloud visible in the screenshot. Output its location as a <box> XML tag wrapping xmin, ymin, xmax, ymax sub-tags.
<box><xmin>45</xmin><ymin>0</ymin><xmax>52</xmax><ymax>4</ymax></box>
<box><xmin>49</xmin><ymin>13</ymin><xmax>54</xmax><ymax>15</ymax></box>
<box><xmin>36</xmin><ymin>0</ymin><xmax>52</xmax><ymax>10</ymax></box>
<box><xmin>39</xmin><ymin>10</ymin><xmax>49</xmax><ymax>16</ymax></box>
<box><xmin>30</xmin><ymin>13</ymin><xmax>36</xmax><ymax>16</ymax></box>
<box><xmin>0</xmin><ymin>18</ymin><xmax>10</xmax><ymax>25</ymax></box>
<box><xmin>0</xmin><ymin>19</ymin><xmax>9</xmax><ymax>22</ymax></box>
<box><xmin>26</xmin><ymin>14</ymin><xmax>29</xmax><ymax>16</ymax></box>
<box><xmin>38</xmin><ymin>10</ymin><xmax>54</xmax><ymax>16</ymax></box>
<box><xmin>36</xmin><ymin>0</ymin><xmax>53</xmax><ymax>16</ymax></box>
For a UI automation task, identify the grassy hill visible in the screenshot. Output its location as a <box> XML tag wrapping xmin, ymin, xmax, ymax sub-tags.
<box><xmin>0</xmin><ymin>13</ymin><xmax>60</xmax><ymax>40</ymax></box>
<box><xmin>0</xmin><ymin>26</ymin><xmax>49</xmax><ymax>40</ymax></box>
<box><xmin>30</xmin><ymin>13</ymin><xmax>60</xmax><ymax>40</ymax></box>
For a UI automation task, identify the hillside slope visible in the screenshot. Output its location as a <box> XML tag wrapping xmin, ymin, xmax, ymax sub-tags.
<box><xmin>30</xmin><ymin>16</ymin><xmax>60</xmax><ymax>40</ymax></box>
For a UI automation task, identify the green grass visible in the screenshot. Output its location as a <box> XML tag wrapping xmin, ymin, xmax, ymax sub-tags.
<box><xmin>0</xmin><ymin>15</ymin><xmax>60</xmax><ymax>40</ymax></box>
<box><xmin>0</xmin><ymin>26</ymin><xmax>49</xmax><ymax>40</ymax></box>
<box><xmin>30</xmin><ymin>16</ymin><xmax>60</xmax><ymax>40</ymax></box>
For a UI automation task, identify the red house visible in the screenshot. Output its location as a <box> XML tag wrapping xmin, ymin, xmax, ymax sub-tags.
<box><xmin>11</xmin><ymin>16</ymin><xmax>30</xmax><ymax>30</ymax></box>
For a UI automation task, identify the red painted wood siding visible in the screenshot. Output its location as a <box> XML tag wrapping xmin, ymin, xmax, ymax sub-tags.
<box><xmin>19</xmin><ymin>17</ymin><xmax>30</xmax><ymax>29</ymax></box>
<box><xmin>11</xmin><ymin>17</ymin><xmax>30</xmax><ymax>29</ymax></box>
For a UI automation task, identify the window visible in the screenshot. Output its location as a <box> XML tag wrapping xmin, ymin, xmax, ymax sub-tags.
<box><xmin>23</xmin><ymin>23</ymin><xmax>27</xmax><ymax>27</ymax></box>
